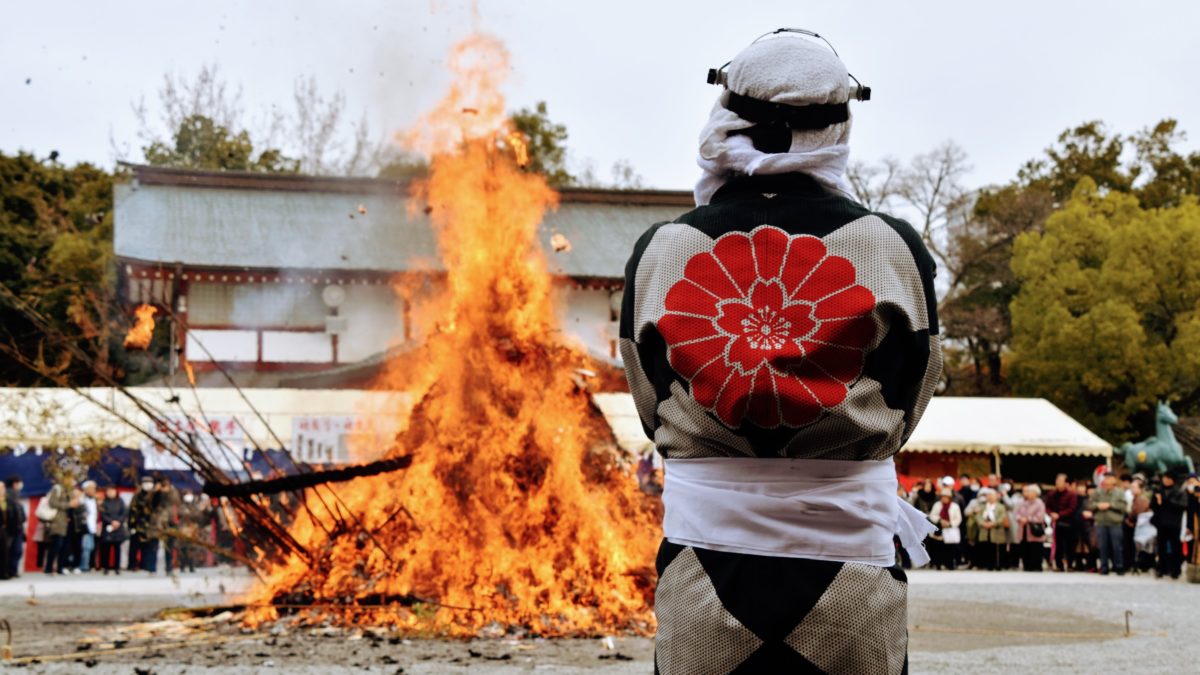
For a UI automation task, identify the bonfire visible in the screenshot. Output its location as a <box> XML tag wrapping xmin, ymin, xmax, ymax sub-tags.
<box><xmin>245</xmin><ymin>32</ymin><xmax>661</xmax><ymax>637</ymax></box>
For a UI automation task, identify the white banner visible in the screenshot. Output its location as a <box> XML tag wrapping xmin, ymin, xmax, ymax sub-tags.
<box><xmin>145</xmin><ymin>414</ymin><xmax>246</xmax><ymax>471</ymax></box>
<box><xmin>291</xmin><ymin>415</ymin><xmax>376</xmax><ymax>464</ymax></box>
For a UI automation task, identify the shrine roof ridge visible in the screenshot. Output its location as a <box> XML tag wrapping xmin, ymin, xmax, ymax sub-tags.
<box><xmin>119</xmin><ymin>163</ymin><xmax>695</xmax><ymax>207</ymax></box>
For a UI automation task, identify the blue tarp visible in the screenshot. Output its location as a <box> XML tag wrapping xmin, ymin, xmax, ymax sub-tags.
<box><xmin>0</xmin><ymin>447</ymin><xmax>312</xmax><ymax>497</ymax></box>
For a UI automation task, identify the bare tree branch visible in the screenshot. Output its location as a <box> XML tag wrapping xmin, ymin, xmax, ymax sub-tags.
<box><xmin>846</xmin><ymin>157</ymin><xmax>902</xmax><ymax>211</ymax></box>
<box><xmin>897</xmin><ymin>141</ymin><xmax>972</xmax><ymax>270</ymax></box>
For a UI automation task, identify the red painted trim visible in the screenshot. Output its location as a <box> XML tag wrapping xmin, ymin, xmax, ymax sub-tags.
<box><xmin>187</xmin><ymin>324</ymin><xmax>325</xmax><ymax>333</ymax></box>
<box><xmin>121</xmin><ymin>258</ymin><xmax>404</xmax><ymax>284</ymax></box>
<box><xmin>188</xmin><ymin>361</ymin><xmax>338</xmax><ymax>372</ymax></box>
<box><xmin>119</xmin><ymin>257</ymin><xmax>625</xmax><ymax>287</ymax></box>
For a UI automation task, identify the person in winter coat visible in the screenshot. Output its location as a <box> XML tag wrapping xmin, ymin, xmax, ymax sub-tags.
<box><xmin>911</xmin><ymin>479</ymin><xmax>938</xmax><ymax>516</ymax></box>
<box><xmin>176</xmin><ymin>490</ymin><xmax>211</xmax><ymax>573</ymax></box>
<box><xmin>151</xmin><ymin>476</ymin><xmax>180</xmax><ymax>574</ymax></box>
<box><xmin>1126</xmin><ymin>478</ymin><xmax>1155</xmax><ymax>573</ymax></box>
<box><xmin>1186</xmin><ymin>474</ymin><xmax>1200</xmax><ymax>574</ymax></box>
<box><xmin>4</xmin><ymin>475</ymin><xmax>26</xmax><ymax>578</ymax></box>
<box><xmin>0</xmin><ymin>482</ymin><xmax>11</xmax><ymax>579</ymax></box>
<box><xmin>78</xmin><ymin>481</ymin><xmax>99</xmax><ymax>572</ymax></box>
<box><xmin>927</xmin><ymin>489</ymin><xmax>963</xmax><ymax>570</ymax></box>
<box><xmin>213</xmin><ymin>495</ymin><xmax>240</xmax><ymax>565</ymax></box>
<box><xmin>1151</xmin><ymin>471</ymin><xmax>1188</xmax><ymax>579</ymax></box>
<box><xmin>42</xmin><ymin>475</ymin><xmax>77</xmax><ymax>575</ymax></box>
<box><xmin>127</xmin><ymin>477</ymin><xmax>157</xmax><ymax>572</ymax></box>
<box><xmin>974</xmin><ymin>488</ymin><xmax>1009</xmax><ymax>570</ymax></box>
<box><xmin>1015</xmin><ymin>484</ymin><xmax>1047</xmax><ymax>572</ymax></box>
<box><xmin>64</xmin><ymin>484</ymin><xmax>87</xmax><ymax>573</ymax></box>
<box><xmin>1044</xmin><ymin>473</ymin><xmax>1079</xmax><ymax>572</ymax></box>
<box><xmin>1086</xmin><ymin>473</ymin><xmax>1128</xmax><ymax>575</ymax></box>
<box><xmin>97</xmin><ymin>486</ymin><xmax>128</xmax><ymax>574</ymax></box>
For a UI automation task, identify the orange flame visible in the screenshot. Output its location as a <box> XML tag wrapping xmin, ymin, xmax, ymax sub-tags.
<box><xmin>123</xmin><ymin>304</ymin><xmax>157</xmax><ymax>350</ymax></box>
<box><xmin>248</xmin><ymin>32</ymin><xmax>660</xmax><ymax>636</ymax></box>
<box><xmin>506</xmin><ymin>131</ymin><xmax>530</xmax><ymax>167</ymax></box>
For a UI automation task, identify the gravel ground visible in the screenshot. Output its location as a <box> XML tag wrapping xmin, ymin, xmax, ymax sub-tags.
<box><xmin>0</xmin><ymin>567</ymin><xmax>1195</xmax><ymax>673</ymax></box>
<box><xmin>907</xmin><ymin>568</ymin><xmax>1199</xmax><ymax>672</ymax></box>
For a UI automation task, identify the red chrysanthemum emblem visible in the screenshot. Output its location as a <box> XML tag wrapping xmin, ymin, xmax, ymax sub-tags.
<box><xmin>658</xmin><ymin>226</ymin><xmax>876</xmax><ymax>429</ymax></box>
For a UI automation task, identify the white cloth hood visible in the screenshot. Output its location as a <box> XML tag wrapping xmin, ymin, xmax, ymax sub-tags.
<box><xmin>695</xmin><ymin>36</ymin><xmax>854</xmax><ymax>205</ymax></box>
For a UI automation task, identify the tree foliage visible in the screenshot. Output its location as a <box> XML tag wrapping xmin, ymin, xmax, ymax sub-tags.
<box><xmin>510</xmin><ymin>101</ymin><xmax>574</xmax><ymax>186</ymax></box>
<box><xmin>143</xmin><ymin>114</ymin><xmax>299</xmax><ymax>173</ymax></box>
<box><xmin>1019</xmin><ymin>119</ymin><xmax>1200</xmax><ymax>208</ymax></box>
<box><xmin>1010</xmin><ymin>179</ymin><xmax>1200</xmax><ymax>441</ymax></box>
<box><xmin>850</xmin><ymin>120</ymin><xmax>1200</xmax><ymax>397</ymax></box>
<box><xmin>0</xmin><ymin>152</ymin><xmax>123</xmax><ymax>385</ymax></box>
<box><xmin>131</xmin><ymin>65</ymin><xmax>386</xmax><ymax>176</ymax></box>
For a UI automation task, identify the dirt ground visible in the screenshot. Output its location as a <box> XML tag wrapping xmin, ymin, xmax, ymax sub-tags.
<box><xmin>0</xmin><ymin>568</ymin><xmax>1195</xmax><ymax>673</ymax></box>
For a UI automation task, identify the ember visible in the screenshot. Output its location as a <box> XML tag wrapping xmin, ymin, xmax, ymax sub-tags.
<box><xmin>550</xmin><ymin>232</ymin><xmax>572</xmax><ymax>253</ymax></box>
<box><xmin>123</xmin><ymin>303</ymin><xmax>157</xmax><ymax>350</ymax></box>
<box><xmin>247</xmin><ymin>32</ymin><xmax>660</xmax><ymax>637</ymax></box>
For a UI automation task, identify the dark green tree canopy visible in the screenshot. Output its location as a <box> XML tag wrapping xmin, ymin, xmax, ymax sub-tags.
<box><xmin>1010</xmin><ymin>179</ymin><xmax>1200</xmax><ymax>441</ymax></box>
<box><xmin>0</xmin><ymin>152</ymin><xmax>123</xmax><ymax>385</ymax></box>
<box><xmin>1018</xmin><ymin>119</ymin><xmax>1200</xmax><ymax>208</ymax></box>
<box><xmin>143</xmin><ymin>114</ymin><xmax>298</xmax><ymax>173</ymax></box>
<box><xmin>510</xmin><ymin>101</ymin><xmax>574</xmax><ymax>187</ymax></box>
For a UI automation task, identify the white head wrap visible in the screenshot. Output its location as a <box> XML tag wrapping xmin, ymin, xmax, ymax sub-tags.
<box><xmin>695</xmin><ymin>36</ymin><xmax>854</xmax><ymax>206</ymax></box>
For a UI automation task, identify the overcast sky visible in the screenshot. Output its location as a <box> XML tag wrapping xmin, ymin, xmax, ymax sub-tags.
<box><xmin>4</xmin><ymin>0</ymin><xmax>1199</xmax><ymax>192</ymax></box>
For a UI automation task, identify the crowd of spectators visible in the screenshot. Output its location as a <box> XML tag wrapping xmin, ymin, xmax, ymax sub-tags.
<box><xmin>904</xmin><ymin>470</ymin><xmax>1200</xmax><ymax>577</ymax></box>
<box><xmin>0</xmin><ymin>473</ymin><xmax>246</xmax><ymax>578</ymax></box>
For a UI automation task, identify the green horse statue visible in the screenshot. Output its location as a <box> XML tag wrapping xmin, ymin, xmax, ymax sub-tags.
<box><xmin>1121</xmin><ymin>401</ymin><xmax>1196</xmax><ymax>475</ymax></box>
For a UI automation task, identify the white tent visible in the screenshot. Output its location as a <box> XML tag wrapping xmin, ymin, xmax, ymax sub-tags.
<box><xmin>592</xmin><ymin>392</ymin><xmax>654</xmax><ymax>456</ymax></box>
<box><xmin>590</xmin><ymin>394</ymin><xmax>1112</xmax><ymax>460</ymax></box>
<box><xmin>2</xmin><ymin>389</ymin><xmax>1109</xmax><ymax>465</ymax></box>
<box><xmin>904</xmin><ymin>397</ymin><xmax>1111</xmax><ymax>458</ymax></box>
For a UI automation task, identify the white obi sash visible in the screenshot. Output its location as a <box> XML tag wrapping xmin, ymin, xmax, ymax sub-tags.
<box><xmin>663</xmin><ymin>456</ymin><xmax>936</xmax><ymax>567</ymax></box>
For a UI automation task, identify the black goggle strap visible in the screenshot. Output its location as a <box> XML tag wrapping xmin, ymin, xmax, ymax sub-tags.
<box><xmin>722</xmin><ymin>91</ymin><xmax>850</xmax><ymax>131</ymax></box>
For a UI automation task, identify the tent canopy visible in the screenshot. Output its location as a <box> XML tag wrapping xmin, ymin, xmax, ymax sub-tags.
<box><xmin>592</xmin><ymin>393</ymin><xmax>653</xmax><ymax>455</ymax></box>
<box><xmin>904</xmin><ymin>397</ymin><xmax>1111</xmax><ymax>458</ymax></box>
<box><xmin>590</xmin><ymin>394</ymin><xmax>1112</xmax><ymax>459</ymax></box>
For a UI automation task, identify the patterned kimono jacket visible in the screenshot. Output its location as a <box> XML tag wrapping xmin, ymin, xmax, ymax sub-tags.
<box><xmin>621</xmin><ymin>172</ymin><xmax>942</xmax><ymax>674</ymax></box>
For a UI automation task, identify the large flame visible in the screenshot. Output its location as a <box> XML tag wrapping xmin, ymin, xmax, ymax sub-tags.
<box><xmin>123</xmin><ymin>304</ymin><xmax>157</xmax><ymax>350</ymax></box>
<box><xmin>248</xmin><ymin>32</ymin><xmax>660</xmax><ymax>636</ymax></box>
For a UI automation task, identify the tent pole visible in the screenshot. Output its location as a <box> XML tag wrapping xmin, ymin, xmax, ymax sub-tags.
<box><xmin>993</xmin><ymin>448</ymin><xmax>1002</xmax><ymax>478</ymax></box>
